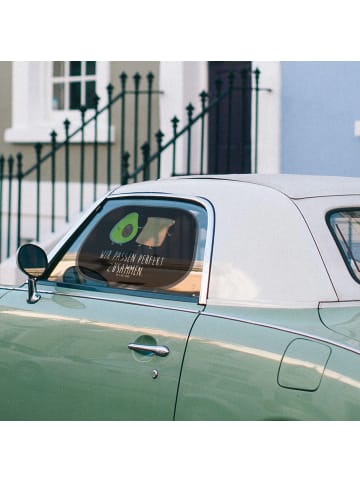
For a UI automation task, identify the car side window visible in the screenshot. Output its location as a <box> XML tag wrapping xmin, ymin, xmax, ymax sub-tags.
<box><xmin>327</xmin><ymin>208</ymin><xmax>360</xmax><ymax>283</ymax></box>
<box><xmin>47</xmin><ymin>197</ymin><xmax>208</xmax><ymax>300</ymax></box>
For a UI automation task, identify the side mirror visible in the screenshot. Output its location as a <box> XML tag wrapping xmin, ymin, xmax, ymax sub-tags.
<box><xmin>17</xmin><ymin>244</ymin><xmax>48</xmax><ymax>304</ymax></box>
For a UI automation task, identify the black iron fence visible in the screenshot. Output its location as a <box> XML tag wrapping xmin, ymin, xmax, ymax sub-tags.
<box><xmin>0</xmin><ymin>67</ymin><xmax>270</xmax><ymax>262</ymax></box>
<box><xmin>0</xmin><ymin>72</ymin><xmax>162</xmax><ymax>262</ymax></box>
<box><xmin>121</xmin><ymin>68</ymin><xmax>271</xmax><ymax>183</ymax></box>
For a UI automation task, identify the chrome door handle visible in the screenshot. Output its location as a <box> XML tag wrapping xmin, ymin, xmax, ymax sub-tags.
<box><xmin>128</xmin><ymin>343</ymin><xmax>170</xmax><ymax>357</ymax></box>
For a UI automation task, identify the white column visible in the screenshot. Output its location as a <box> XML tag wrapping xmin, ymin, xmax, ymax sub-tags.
<box><xmin>252</xmin><ymin>61</ymin><xmax>281</xmax><ymax>174</ymax></box>
<box><xmin>159</xmin><ymin>61</ymin><xmax>207</xmax><ymax>177</ymax></box>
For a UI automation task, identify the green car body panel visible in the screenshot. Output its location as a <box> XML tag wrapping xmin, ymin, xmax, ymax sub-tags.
<box><xmin>175</xmin><ymin>306</ymin><xmax>360</xmax><ymax>420</ymax></box>
<box><xmin>1</xmin><ymin>174</ymin><xmax>360</xmax><ymax>420</ymax></box>
<box><xmin>0</xmin><ymin>285</ymin><xmax>200</xmax><ymax>420</ymax></box>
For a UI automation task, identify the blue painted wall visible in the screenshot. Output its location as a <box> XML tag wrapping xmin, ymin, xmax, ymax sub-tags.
<box><xmin>281</xmin><ymin>62</ymin><xmax>360</xmax><ymax>176</ymax></box>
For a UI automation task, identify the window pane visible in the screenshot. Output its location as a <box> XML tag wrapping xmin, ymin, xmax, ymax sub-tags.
<box><xmin>86</xmin><ymin>61</ymin><xmax>96</xmax><ymax>75</ymax></box>
<box><xmin>70</xmin><ymin>81</ymin><xmax>81</xmax><ymax>109</ymax></box>
<box><xmin>328</xmin><ymin>209</ymin><xmax>360</xmax><ymax>282</ymax></box>
<box><xmin>70</xmin><ymin>61</ymin><xmax>81</xmax><ymax>76</ymax></box>
<box><xmin>78</xmin><ymin>205</ymin><xmax>197</xmax><ymax>291</ymax></box>
<box><xmin>47</xmin><ymin>199</ymin><xmax>208</xmax><ymax>298</ymax></box>
<box><xmin>85</xmin><ymin>81</ymin><xmax>96</xmax><ymax>108</ymax></box>
<box><xmin>53</xmin><ymin>61</ymin><xmax>64</xmax><ymax>77</ymax></box>
<box><xmin>52</xmin><ymin>83</ymin><xmax>64</xmax><ymax>110</ymax></box>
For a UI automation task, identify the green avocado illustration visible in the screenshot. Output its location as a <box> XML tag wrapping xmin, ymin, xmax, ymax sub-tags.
<box><xmin>110</xmin><ymin>212</ymin><xmax>139</xmax><ymax>244</ymax></box>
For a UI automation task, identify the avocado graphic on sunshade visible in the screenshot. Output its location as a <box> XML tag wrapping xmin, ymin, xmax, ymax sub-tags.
<box><xmin>110</xmin><ymin>212</ymin><xmax>139</xmax><ymax>244</ymax></box>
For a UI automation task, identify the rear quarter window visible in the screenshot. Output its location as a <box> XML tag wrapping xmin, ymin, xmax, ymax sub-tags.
<box><xmin>327</xmin><ymin>208</ymin><xmax>360</xmax><ymax>283</ymax></box>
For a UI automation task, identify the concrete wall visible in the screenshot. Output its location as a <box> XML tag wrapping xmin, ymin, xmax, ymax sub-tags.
<box><xmin>281</xmin><ymin>61</ymin><xmax>360</xmax><ymax>176</ymax></box>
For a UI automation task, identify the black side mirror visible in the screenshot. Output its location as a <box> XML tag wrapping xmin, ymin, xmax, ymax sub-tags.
<box><xmin>17</xmin><ymin>244</ymin><xmax>48</xmax><ymax>304</ymax></box>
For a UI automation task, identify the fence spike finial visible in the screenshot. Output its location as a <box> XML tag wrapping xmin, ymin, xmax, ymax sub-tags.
<box><xmin>8</xmin><ymin>154</ymin><xmax>14</xmax><ymax>172</ymax></box>
<box><xmin>147</xmin><ymin>72</ymin><xmax>154</xmax><ymax>85</ymax></box>
<box><xmin>120</xmin><ymin>72</ymin><xmax>127</xmax><ymax>90</ymax></box>
<box><xmin>133</xmin><ymin>72</ymin><xmax>141</xmax><ymax>89</ymax></box>
<box><xmin>171</xmin><ymin>116</ymin><xmax>179</xmax><ymax>128</ymax></box>
<box><xmin>50</xmin><ymin>130</ymin><xmax>57</xmax><ymax>145</ymax></box>
<box><xmin>106</xmin><ymin>83</ymin><xmax>114</xmax><ymax>103</ymax></box>
<box><xmin>64</xmin><ymin>118</ymin><xmax>71</xmax><ymax>138</ymax></box>
<box><xmin>155</xmin><ymin>130</ymin><xmax>164</xmax><ymax>144</ymax></box>
<box><xmin>199</xmin><ymin>90</ymin><xmax>208</xmax><ymax>105</ymax></box>
<box><xmin>186</xmin><ymin>103</ymin><xmax>195</xmax><ymax>122</ymax></box>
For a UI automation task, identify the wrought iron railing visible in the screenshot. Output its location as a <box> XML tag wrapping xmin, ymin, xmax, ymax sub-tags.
<box><xmin>0</xmin><ymin>72</ymin><xmax>162</xmax><ymax>262</ymax></box>
<box><xmin>121</xmin><ymin>68</ymin><xmax>271</xmax><ymax>184</ymax></box>
<box><xmin>0</xmin><ymin>67</ymin><xmax>270</xmax><ymax>262</ymax></box>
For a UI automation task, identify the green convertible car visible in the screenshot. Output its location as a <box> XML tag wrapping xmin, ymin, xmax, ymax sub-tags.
<box><xmin>1</xmin><ymin>173</ymin><xmax>360</xmax><ymax>420</ymax></box>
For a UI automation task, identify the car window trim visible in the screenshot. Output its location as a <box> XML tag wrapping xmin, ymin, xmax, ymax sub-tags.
<box><xmin>326</xmin><ymin>207</ymin><xmax>360</xmax><ymax>285</ymax></box>
<box><xmin>202</xmin><ymin>310</ymin><xmax>360</xmax><ymax>357</ymax></box>
<box><xmin>46</xmin><ymin>193</ymin><xmax>215</xmax><ymax>306</ymax></box>
<box><xmin>12</xmin><ymin>284</ymin><xmax>204</xmax><ymax>315</ymax></box>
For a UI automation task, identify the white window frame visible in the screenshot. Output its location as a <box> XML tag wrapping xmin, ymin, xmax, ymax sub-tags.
<box><xmin>51</xmin><ymin>61</ymin><xmax>97</xmax><ymax>112</ymax></box>
<box><xmin>5</xmin><ymin>61</ymin><xmax>112</xmax><ymax>143</ymax></box>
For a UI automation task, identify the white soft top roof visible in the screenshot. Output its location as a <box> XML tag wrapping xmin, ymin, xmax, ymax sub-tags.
<box><xmin>112</xmin><ymin>174</ymin><xmax>360</xmax><ymax>199</ymax></box>
<box><xmin>171</xmin><ymin>174</ymin><xmax>360</xmax><ymax>199</ymax></box>
<box><xmin>108</xmin><ymin>173</ymin><xmax>360</xmax><ymax>307</ymax></box>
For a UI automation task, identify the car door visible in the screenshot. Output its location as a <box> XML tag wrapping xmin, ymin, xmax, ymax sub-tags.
<box><xmin>175</xmin><ymin>307</ymin><xmax>338</xmax><ymax>420</ymax></box>
<box><xmin>0</xmin><ymin>195</ymin><xmax>211</xmax><ymax>421</ymax></box>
